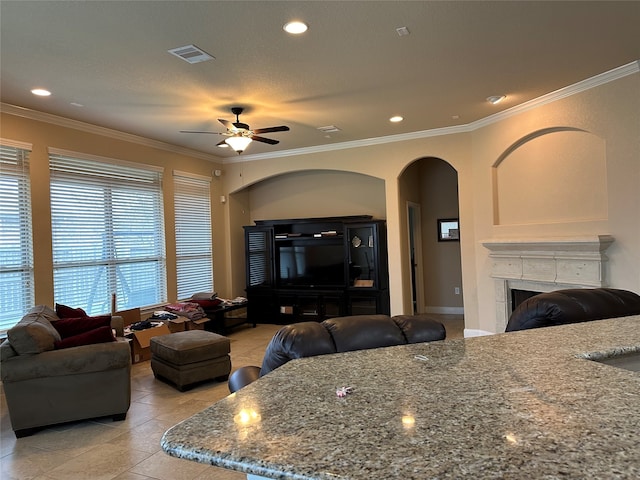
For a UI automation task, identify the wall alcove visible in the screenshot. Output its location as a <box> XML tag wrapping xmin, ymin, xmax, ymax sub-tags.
<box><xmin>492</xmin><ymin>127</ymin><xmax>608</xmax><ymax>226</ymax></box>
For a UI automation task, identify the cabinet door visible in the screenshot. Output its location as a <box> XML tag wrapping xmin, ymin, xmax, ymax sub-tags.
<box><xmin>245</xmin><ymin>226</ymin><xmax>274</xmax><ymax>288</ymax></box>
<box><xmin>347</xmin><ymin>223</ymin><xmax>379</xmax><ymax>288</ymax></box>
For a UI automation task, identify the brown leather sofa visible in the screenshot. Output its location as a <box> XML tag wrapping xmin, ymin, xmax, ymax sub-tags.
<box><xmin>506</xmin><ymin>288</ymin><xmax>640</xmax><ymax>332</ymax></box>
<box><xmin>0</xmin><ymin>305</ymin><xmax>131</xmax><ymax>437</ymax></box>
<box><xmin>228</xmin><ymin>314</ymin><xmax>446</xmax><ymax>392</ymax></box>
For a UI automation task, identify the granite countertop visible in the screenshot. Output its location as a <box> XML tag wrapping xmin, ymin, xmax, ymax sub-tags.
<box><xmin>161</xmin><ymin>315</ymin><xmax>640</xmax><ymax>479</ymax></box>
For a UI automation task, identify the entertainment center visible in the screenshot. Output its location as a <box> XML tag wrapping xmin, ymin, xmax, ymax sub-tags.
<box><xmin>244</xmin><ymin>216</ymin><xmax>389</xmax><ymax>324</ymax></box>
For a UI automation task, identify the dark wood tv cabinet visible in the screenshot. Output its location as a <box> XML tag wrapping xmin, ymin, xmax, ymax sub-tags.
<box><xmin>244</xmin><ymin>216</ymin><xmax>389</xmax><ymax>324</ymax></box>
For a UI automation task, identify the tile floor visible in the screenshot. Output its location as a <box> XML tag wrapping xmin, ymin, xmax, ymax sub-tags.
<box><xmin>1</xmin><ymin>316</ymin><xmax>464</xmax><ymax>480</ymax></box>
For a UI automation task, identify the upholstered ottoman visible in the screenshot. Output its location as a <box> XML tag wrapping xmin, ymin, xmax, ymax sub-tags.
<box><xmin>150</xmin><ymin>330</ymin><xmax>231</xmax><ymax>391</ymax></box>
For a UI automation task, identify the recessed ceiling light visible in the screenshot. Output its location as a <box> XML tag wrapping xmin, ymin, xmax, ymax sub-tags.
<box><xmin>390</xmin><ymin>116</ymin><xmax>403</xmax><ymax>123</ymax></box>
<box><xmin>31</xmin><ymin>88</ymin><xmax>51</xmax><ymax>97</ymax></box>
<box><xmin>70</xmin><ymin>102</ymin><xmax>84</xmax><ymax>107</ymax></box>
<box><xmin>283</xmin><ymin>21</ymin><xmax>308</xmax><ymax>34</ymax></box>
<box><xmin>486</xmin><ymin>95</ymin><xmax>506</xmax><ymax>105</ymax></box>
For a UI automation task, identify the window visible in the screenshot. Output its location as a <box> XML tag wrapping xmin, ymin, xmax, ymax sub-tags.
<box><xmin>0</xmin><ymin>143</ymin><xmax>34</xmax><ymax>330</ymax></box>
<box><xmin>173</xmin><ymin>171</ymin><xmax>213</xmax><ymax>299</ymax></box>
<box><xmin>49</xmin><ymin>151</ymin><xmax>166</xmax><ymax>315</ymax></box>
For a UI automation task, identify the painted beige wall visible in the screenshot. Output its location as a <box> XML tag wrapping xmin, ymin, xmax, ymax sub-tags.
<box><xmin>222</xmin><ymin>134</ymin><xmax>473</xmax><ymax>320</ymax></box>
<box><xmin>1</xmin><ymin>112</ymin><xmax>228</xmax><ymax>307</ymax></box>
<box><xmin>3</xmin><ymin>71</ymin><xmax>637</xmax><ymax>332</ymax></box>
<box><xmin>470</xmin><ymin>73</ymin><xmax>640</xmax><ymax>332</ymax></box>
<box><xmin>220</xmin><ymin>72</ymin><xmax>638</xmax><ymax>333</ymax></box>
<box><xmin>247</xmin><ymin>170</ymin><xmax>386</xmax><ymax>222</ymax></box>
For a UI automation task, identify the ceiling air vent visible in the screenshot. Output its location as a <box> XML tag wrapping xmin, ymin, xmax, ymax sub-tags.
<box><xmin>168</xmin><ymin>44</ymin><xmax>214</xmax><ymax>64</ymax></box>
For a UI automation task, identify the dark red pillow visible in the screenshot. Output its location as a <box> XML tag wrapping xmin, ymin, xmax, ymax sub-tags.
<box><xmin>52</xmin><ymin>315</ymin><xmax>112</xmax><ymax>338</ymax></box>
<box><xmin>190</xmin><ymin>298</ymin><xmax>222</xmax><ymax>309</ymax></box>
<box><xmin>55</xmin><ymin>303</ymin><xmax>88</xmax><ymax>318</ymax></box>
<box><xmin>54</xmin><ymin>326</ymin><xmax>116</xmax><ymax>349</ymax></box>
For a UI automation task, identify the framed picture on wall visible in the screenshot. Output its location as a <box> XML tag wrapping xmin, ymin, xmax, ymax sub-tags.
<box><xmin>438</xmin><ymin>218</ymin><xmax>459</xmax><ymax>241</ymax></box>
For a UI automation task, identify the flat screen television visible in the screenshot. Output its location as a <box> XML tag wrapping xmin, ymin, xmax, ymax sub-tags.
<box><xmin>277</xmin><ymin>243</ymin><xmax>345</xmax><ymax>287</ymax></box>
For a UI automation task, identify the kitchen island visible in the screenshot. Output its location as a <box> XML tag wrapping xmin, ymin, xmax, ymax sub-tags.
<box><xmin>161</xmin><ymin>315</ymin><xmax>640</xmax><ymax>479</ymax></box>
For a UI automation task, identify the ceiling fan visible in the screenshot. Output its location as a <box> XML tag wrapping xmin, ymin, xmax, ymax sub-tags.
<box><xmin>180</xmin><ymin>107</ymin><xmax>290</xmax><ymax>154</ymax></box>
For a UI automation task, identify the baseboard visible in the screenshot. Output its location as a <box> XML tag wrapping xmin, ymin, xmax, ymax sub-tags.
<box><xmin>424</xmin><ymin>306</ymin><xmax>464</xmax><ymax>315</ymax></box>
<box><xmin>464</xmin><ymin>329</ymin><xmax>494</xmax><ymax>338</ymax></box>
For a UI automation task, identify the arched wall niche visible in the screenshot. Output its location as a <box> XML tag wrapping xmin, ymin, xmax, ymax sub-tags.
<box><xmin>237</xmin><ymin>169</ymin><xmax>386</xmax><ymax>222</ymax></box>
<box><xmin>492</xmin><ymin>127</ymin><xmax>608</xmax><ymax>226</ymax></box>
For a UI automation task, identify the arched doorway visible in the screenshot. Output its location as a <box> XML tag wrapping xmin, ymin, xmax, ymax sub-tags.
<box><xmin>399</xmin><ymin>157</ymin><xmax>464</xmax><ymax>338</ymax></box>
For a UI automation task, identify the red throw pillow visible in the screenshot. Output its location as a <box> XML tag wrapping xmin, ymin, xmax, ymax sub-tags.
<box><xmin>52</xmin><ymin>315</ymin><xmax>112</xmax><ymax>338</ymax></box>
<box><xmin>54</xmin><ymin>326</ymin><xmax>116</xmax><ymax>349</ymax></box>
<box><xmin>55</xmin><ymin>303</ymin><xmax>88</xmax><ymax>318</ymax></box>
<box><xmin>190</xmin><ymin>298</ymin><xmax>222</xmax><ymax>309</ymax></box>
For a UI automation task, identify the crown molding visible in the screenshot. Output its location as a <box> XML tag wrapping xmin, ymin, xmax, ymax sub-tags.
<box><xmin>471</xmin><ymin>60</ymin><xmax>639</xmax><ymax>130</ymax></box>
<box><xmin>235</xmin><ymin>60</ymin><xmax>639</xmax><ymax>163</ymax></box>
<box><xmin>0</xmin><ymin>103</ymin><xmax>222</xmax><ymax>163</ymax></box>
<box><xmin>230</xmin><ymin>124</ymin><xmax>473</xmax><ymax>163</ymax></box>
<box><xmin>2</xmin><ymin>60</ymin><xmax>637</xmax><ymax>165</ymax></box>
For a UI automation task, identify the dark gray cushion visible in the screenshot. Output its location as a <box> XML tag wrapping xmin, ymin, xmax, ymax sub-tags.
<box><xmin>7</xmin><ymin>305</ymin><xmax>62</xmax><ymax>355</ymax></box>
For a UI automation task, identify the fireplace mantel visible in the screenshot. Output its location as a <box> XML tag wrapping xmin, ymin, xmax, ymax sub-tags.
<box><xmin>482</xmin><ymin>235</ymin><xmax>614</xmax><ymax>331</ymax></box>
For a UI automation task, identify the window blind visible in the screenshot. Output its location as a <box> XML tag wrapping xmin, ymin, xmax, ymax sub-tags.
<box><xmin>173</xmin><ymin>172</ymin><xmax>213</xmax><ymax>299</ymax></box>
<box><xmin>49</xmin><ymin>153</ymin><xmax>166</xmax><ymax>315</ymax></box>
<box><xmin>0</xmin><ymin>144</ymin><xmax>34</xmax><ymax>330</ymax></box>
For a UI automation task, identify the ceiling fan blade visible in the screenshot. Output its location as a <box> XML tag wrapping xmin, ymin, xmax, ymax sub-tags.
<box><xmin>251</xmin><ymin>135</ymin><xmax>280</xmax><ymax>145</ymax></box>
<box><xmin>180</xmin><ymin>130</ymin><xmax>224</xmax><ymax>135</ymax></box>
<box><xmin>219</xmin><ymin>118</ymin><xmax>233</xmax><ymax>129</ymax></box>
<box><xmin>253</xmin><ymin>125</ymin><xmax>290</xmax><ymax>134</ymax></box>
<box><xmin>233</xmin><ymin>122</ymin><xmax>251</xmax><ymax>130</ymax></box>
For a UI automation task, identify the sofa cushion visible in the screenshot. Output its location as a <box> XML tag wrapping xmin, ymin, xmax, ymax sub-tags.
<box><xmin>506</xmin><ymin>288</ymin><xmax>640</xmax><ymax>332</ymax></box>
<box><xmin>322</xmin><ymin>314</ymin><xmax>405</xmax><ymax>352</ymax></box>
<box><xmin>260</xmin><ymin>322</ymin><xmax>335</xmax><ymax>376</ymax></box>
<box><xmin>51</xmin><ymin>315</ymin><xmax>112</xmax><ymax>338</ymax></box>
<box><xmin>54</xmin><ymin>326</ymin><xmax>116</xmax><ymax>349</ymax></box>
<box><xmin>55</xmin><ymin>303</ymin><xmax>88</xmax><ymax>318</ymax></box>
<box><xmin>392</xmin><ymin>315</ymin><xmax>447</xmax><ymax>343</ymax></box>
<box><xmin>7</xmin><ymin>306</ymin><xmax>62</xmax><ymax>355</ymax></box>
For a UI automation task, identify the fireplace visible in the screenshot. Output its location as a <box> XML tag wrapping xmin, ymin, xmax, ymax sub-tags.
<box><xmin>483</xmin><ymin>235</ymin><xmax>614</xmax><ymax>332</ymax></box>
<box><xmin>511</xmin><ymin>289</ymin><xmax>539</xmax><ymax>311</ymax></box>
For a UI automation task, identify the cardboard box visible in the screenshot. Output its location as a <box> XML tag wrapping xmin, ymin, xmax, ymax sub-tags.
<box><xmin>164</xmin><ymin>319</ymin><xmax>186</xmax><ymax>333</ymax></box>
<box><xmin>119</xmin><ymin>308</ymin><xmax>171</xmax><ymax>363</ymax></box>
<box><xmin>128</xmin><ymin>323</ymin><xmax>171</xmax><ymax>363</ymax></box>
<box><xmin>186</xmin><ymin>318</ymin><xmax>208</xmax><ymax>330</ymax></box>
<box><xmin>163</xmin><ymin>316</ymin><xmax>209</xmax><ymax>332</ymax></box>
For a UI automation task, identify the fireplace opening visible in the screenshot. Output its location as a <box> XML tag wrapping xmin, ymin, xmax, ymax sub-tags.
<box><xmin>511</xmin><ymin>289</ymin><xmax>541</xmax><ymax>312</ymax></box>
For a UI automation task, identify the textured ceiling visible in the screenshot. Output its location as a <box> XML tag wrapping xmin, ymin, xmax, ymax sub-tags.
<box><xmin>1</xmin><ymin>1</ymin><xmax>639</xmax><ymax>159</ymax></box>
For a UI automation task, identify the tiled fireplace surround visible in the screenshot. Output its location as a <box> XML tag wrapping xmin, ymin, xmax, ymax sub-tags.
<box><xmin>482</xmin><ymin>235</ymin><xmax>614</xmax><ymax>332</ymax></box>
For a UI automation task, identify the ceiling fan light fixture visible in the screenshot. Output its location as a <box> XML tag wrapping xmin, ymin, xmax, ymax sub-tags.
<box><xmin>225</xmin><ymin>135</ymin><xmax>253</xmax><ymax>153</ymax></box>
<box><xmin>284</xmin><ymin>21</ymin><xmax>308</xmax><ymax>34</ymax></box>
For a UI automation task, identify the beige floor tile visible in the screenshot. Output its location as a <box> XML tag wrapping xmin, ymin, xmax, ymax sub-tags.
<box><xmin>1</xmin><ymin>317</ymin><xmax>464</xmax><ymax>479</ymax></box>
<box><xmin>193</xmin><ymin>465</ymin><xmax>247</xmax><ymax>480</ymax></box>
<box><xmin>46</xmin><ymin>443</ymin><xmax>152</xmax><ymax>480</ymax></box>
<box><xmin>129</xmin><ymin>450</ymin><xmax>208</xmax><ymax>480</ymax></box>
